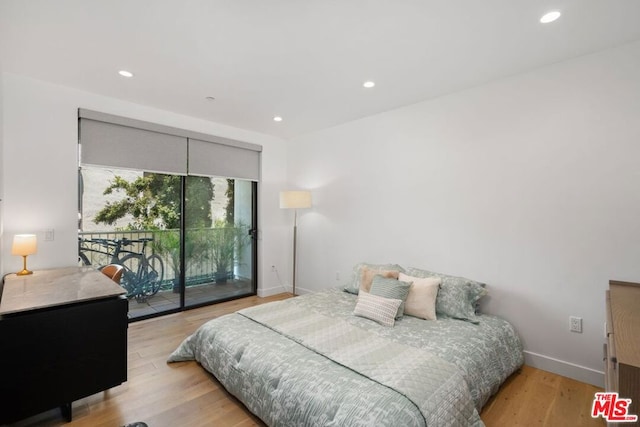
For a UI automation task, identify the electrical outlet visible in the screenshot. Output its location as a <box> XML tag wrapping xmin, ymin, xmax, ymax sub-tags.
<box><xmin>570</xmin><ymin>316</ymin><xmax>582</xmax><ymax>333</ymax></box>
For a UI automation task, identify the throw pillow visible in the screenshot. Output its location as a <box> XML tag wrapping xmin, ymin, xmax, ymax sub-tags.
<box><xmin>343</xmin><ymin>262</ymin><xmax>404</xmax><ymax>294</ymax></box>
<box><xmin>398</xmin><ymin>273</ymin><xmax>441</xmax><ymax>321</ymax></box>
<box><xmin>406</xmin><ymin>267</ymin><xmax>487</xmax><ymax>322</ymax></box>
<box><xmin>369</xmin><ymin>275</ymin><xmax>412</xmax><ymax>319</ymax></box>
<box><xmin>353</xmin><ymin>291</ymin><xmax>402</xmax><ymax>327</ymax></box>
<box><xmin>359</xmin><ymin>267</ymin><xmax>400</xmax><ymax>293</ymax></box>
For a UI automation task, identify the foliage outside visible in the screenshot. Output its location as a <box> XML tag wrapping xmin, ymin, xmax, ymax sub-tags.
<box><xmin>209</xmin><ymin>218</ymin><xmax>250</xmax><ymax>279</ymax></box>
<box><xmin>92</xmin><ymin>172</ymin><xmax>248</xmax><ymax>285</ymax></box>
<box><xmin>94</xmin><ymin>173</ymin><xmax>213</xmax><ymax>230</ymax></box>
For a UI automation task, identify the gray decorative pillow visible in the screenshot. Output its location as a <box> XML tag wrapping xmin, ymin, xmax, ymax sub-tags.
<box><xmin>343</xmin><ymin>262</ymin><xmax>405</xmax><ymax>294</ymax></box>
<box><xmin>405</xmin><ymin>267</ymin><xmax>487</xmax><ymax>322</ymax></box>
<box><xmin>353</xmin><ymin>291</ymin><xmax>402</xmax><ymax>327</ymax></box>
<box><xmin>369</xmin><ymin>275</ymin><xmax>412</xmax><ymax>319</ymax></box>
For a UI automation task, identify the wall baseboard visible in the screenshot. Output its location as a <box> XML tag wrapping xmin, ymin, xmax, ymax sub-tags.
<box><xmin>257</xmin><ymin>285</ymin><xmax>311</xmax><ymax>297</ymax></box>
<box><xmin>257</xmin><ymin>285</ymin><xmax>285</xmax><ymax>297</ymax></box>
<box><xmin>524</xmin><ymin>350</ymin><xmax>604</xmax><ymax>388</ymax></box>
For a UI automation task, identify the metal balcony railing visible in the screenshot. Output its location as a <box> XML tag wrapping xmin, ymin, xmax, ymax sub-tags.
<box><xmin>79</xmin><ymin>227</ymin><xmax>249</xmax><ymax>291</ymax></box>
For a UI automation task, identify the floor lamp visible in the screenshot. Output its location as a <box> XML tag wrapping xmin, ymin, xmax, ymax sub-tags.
<box><xmin>280</xmin><ymin>190</ymin><xmax>311</xmax><ymax>296</ymax></box>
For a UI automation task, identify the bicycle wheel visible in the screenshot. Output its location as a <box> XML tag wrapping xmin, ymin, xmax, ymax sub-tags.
<box><xmin>141</xmin><ymin>254</ymin><xmax>164</xmax><ymax>297</ymax></box>
<box><xmin>118</xmin><ymin>254</ymin><xmax>141</xmax><ymax>299</ymax></box>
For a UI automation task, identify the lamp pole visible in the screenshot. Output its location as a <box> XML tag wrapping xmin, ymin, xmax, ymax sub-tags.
<box><xmin>292</xmin><ymin>209</ymin><xmax>298</xmax><ymax>296</ymax></box>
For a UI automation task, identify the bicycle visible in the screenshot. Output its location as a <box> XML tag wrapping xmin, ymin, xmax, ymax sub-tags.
<box><xmin>78</xmin><ymin>237</ymin><xmax>164</xmax><ymax>303</ymax></box>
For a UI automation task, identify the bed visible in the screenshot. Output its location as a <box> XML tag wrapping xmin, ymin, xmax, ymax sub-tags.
<box><xmin>168</xmin><ymin>265</ymin><xmax>523</xmax><ymax>427</ymax></box>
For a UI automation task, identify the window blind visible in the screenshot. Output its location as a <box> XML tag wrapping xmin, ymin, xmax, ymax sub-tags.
<box><xmin>79</xmin><ymin>118</ymin><xmax>188</xmax><ymax>175</ymax></box>
<box><xmin>188</xmin><ymin>138</ymin><xmax>260</xmax><ymax>181</ymax></box>
<box><xmin>78</xmin><ymin>109</ymin><xmax>262</xmax><ymax>180</ymax></box>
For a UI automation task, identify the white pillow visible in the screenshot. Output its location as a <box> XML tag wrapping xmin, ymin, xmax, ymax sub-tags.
<box><xmin>353</xmin><ymin>291</ymin><xmax>402</xmax><ymax>327</ymax></box>
<box><xmin>399</xmin><ymin>273</ymin><xmax>441</xmax><ymax>321</ymax></box>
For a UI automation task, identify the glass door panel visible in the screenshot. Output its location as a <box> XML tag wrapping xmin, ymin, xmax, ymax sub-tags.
<box><xmin>185</xmin><ymin>177</ymin><xmax>255</xmax><ymax>307</ymax></box>
<box><xmin>80</xmin><ymin>168</ymin><xmax>257</xmax><ymax>318</ymax></box>
<box><xmin>78</xmin><ymin>167</ymin><xmax>182</xmax><ymax>319</ymax></box>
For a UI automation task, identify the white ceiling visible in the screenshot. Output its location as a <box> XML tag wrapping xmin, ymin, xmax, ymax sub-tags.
<box><xmin>1</xmin><ymin>0</ymin><xmax>640</xmax><ymax>139</ymax></box>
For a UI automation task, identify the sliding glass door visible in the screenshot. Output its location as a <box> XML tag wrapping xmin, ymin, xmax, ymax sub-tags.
<box><xmin>78</xmin><ymin>167</ymin><xmax>257</xmax><ymax>320</ymax></box>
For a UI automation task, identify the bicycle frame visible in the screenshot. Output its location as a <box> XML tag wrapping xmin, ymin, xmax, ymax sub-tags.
<box><xmin>78</xmin><ymin>237</ymin><xmax>164</xmax><ymax>302</ymax></box>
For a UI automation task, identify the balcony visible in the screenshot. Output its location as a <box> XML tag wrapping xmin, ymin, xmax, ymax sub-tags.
<box><xmin>79</xmin><ymin>228</ymin><xmax>254</xmax><ymax>319</ymax></box>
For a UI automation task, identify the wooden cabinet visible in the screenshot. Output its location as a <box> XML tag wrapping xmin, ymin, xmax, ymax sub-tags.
<box><xmin>604</xmin><ymin>280</ymin><xmax>640</xmax><ymax>425</ymax></box>
<box><xmin>0</xmin><ymin>267</ymin><xmax>128</xmax><ymax>424</ymax></box>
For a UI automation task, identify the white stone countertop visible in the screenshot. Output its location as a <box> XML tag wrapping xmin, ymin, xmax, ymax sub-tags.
<box><xmin>1</xmin><ymin>266</ymin><xmax>126</xmax><ymax>315</ymax></box>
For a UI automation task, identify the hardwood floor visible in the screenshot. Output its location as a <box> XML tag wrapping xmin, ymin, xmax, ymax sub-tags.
<box><xmin>10</xmin><ymin>293</ymin><xmax>605</xmax><ymax>427</ymax></box>
<box><xmin>481</xmin><ymin>366</ymin><xmax>604</xmax><ymax>427</ymax></box>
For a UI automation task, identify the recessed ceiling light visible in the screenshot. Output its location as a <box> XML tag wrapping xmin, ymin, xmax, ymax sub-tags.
<box><xmin>363</xmin><ymin>81</ymin><xmax>375</xmax><ymax>88</ymax></box>
<box><xmin>540</xmin><ymin>11</ymin><xmax>561</xmax><ymax>24</ymax></box>
<box><xmin>273</xmin><ymin>116</ymin><xmax>283</xmax><ymax>122</ymax></box>
<box><xmin>118</xmin><ymin>70</ymin><xmax>134</xmax><ymax>78</ymax></box>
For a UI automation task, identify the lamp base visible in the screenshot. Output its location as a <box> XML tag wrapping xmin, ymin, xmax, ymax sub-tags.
<box><xmin>16</xmin><ymin>255</ymin><xmax>33</xmax><ymax>275</ymax></box>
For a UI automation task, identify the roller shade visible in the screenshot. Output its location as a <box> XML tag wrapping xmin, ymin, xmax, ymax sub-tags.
<box><xmin>188</xmin><ymin>138</ymin><xmax>260</xmax><ymax>181</ymax></box>
<box><xmin>78</xmin><ymin>109</ymin><xmax>262</xmax><ymax>180</ymax></box>
<box><xmin>79</xmin><ymin>118</ymin><xmax>188</xmax><ymax>175</ymax></box>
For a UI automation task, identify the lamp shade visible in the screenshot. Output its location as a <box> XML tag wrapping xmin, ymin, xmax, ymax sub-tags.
<box><xmin>12</xmin><ymin>234</ymin><xmax>37</xmax><ymax>256</ymax></box>
<box><xmin>280</xmin><ymin>191</ymin><xmax>311</xmax><ymax>209</ymax></box>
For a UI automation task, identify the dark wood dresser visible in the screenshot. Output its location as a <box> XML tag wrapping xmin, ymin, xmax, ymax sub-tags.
<box><xmin>605</xmin><ymin>280</ymin><xmax>640</xmax><ymax>425</ymax></box>
<box><xmin>0</xmin><ymin>267</ymin><xmax>128</xmax><ymax>424</ymax></box>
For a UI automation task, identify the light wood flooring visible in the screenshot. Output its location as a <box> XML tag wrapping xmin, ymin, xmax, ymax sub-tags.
<box><xmin>10</xmin><ymin>293</ymin><xmax>605</xmax><ymax>427</ymax></box>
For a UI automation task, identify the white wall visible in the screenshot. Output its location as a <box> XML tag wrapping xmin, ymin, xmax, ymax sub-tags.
<box><xmin>287</xmin><ymin>40</ymin><xmax>640</xmax><ymax>386</ymax></box>
<box><xmin>0</xmin><ymin>73</ymin><xmax>290</xmax><ymax>296</ymax></box>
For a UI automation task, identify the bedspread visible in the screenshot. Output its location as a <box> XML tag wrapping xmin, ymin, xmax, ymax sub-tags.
<box><xmin>168</xmin><ymin>289</ymin><xmax>523</xmax><ymax>426</ymax></box>
<box><xmin>240</xmin><ymin>302</ymin><xmax>480</xmax><ymax>426</ymax></box>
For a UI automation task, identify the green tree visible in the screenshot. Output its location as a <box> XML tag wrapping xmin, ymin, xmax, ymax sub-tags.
<box><xmin>186</xmin><ymin>176</ymin><xmax>214</xmax><ymax>228</ymax></box>
<box><xmin>225</xmin><ymin>178</ymin><xmax>235</xmax><ymax>223</ymax></box>
<box><xmin>94</xmin><ymin>173</ymin><xmax>213</xmax><ymax>230</ymax></box>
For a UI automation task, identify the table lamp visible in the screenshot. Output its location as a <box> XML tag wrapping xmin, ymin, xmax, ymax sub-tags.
<box><xmin>12</xmin><ymin>234</ymin><xmax>37</xmax><ymax>276</ymax></box>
